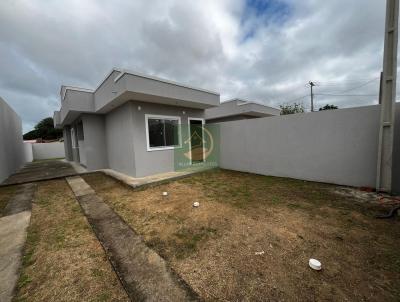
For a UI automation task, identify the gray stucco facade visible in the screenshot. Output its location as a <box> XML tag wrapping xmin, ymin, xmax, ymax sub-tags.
<box><xmin>54</xmin><ymin>68</ymin><xmax>219</xmax><ymax>177</ymax></box>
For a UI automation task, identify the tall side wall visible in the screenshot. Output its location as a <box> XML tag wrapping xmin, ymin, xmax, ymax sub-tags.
<box><xmin>63</xmin><ymin>126</ymin><xmax>73</xmax><ymax>161</ymax></box>
<box><xmin>219</xmin><ymin>104</ymin><xmax>394</xmax><ymax>188</ymax></box>
<box><xmin>0</xmin><ymin>97</ymin><xmax>26</xmax><ymax>183</ymax></box>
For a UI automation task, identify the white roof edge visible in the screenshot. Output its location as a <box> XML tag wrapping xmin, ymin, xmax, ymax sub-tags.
<box><xmin>113</xmin><ymin>68</ymin><xmax>220</xmax><ymax>96</ymax></box>
<box><xmin>222</xmin><ymin>98</ymin><xmax>280</xmax><ymax>110</ymax></box>
<box><xmin>93</xmin><ymin>67</ymin><xmax>123</xmax><ymax>92</ymax></box>
<box><xmin>61</xmin><ymin>86</ymin><xmax>94</xmax><ymax>101</ymax></box>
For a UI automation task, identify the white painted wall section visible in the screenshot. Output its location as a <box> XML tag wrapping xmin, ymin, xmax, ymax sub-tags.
<box><xmin>32</xmin><ymin>142</ymin><xmax>65</xmax><ymax>161</ymax></box>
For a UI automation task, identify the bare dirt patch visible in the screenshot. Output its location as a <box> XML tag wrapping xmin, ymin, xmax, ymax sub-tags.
<box><xmin>84</xmin><ymin>170</ymin><xmax>400</xmax><ymax>301</ymax></box>
<box><xmin>14</xmin><ymin>179</ymin><xmax>129</xmax><ymax>302</ymax></box>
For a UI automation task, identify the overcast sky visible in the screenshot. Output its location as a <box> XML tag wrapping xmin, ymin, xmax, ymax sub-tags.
<box><xmin>0</xmin><ymin>0</ymin><xmax>396</xmax><ymax>132</ymax></box>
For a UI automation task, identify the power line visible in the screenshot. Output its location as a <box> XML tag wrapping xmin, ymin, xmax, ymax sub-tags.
<box><xmin>318</xmin><ymin>77</ymin><xmax>380</xmax><ymax>94</ymax></box>
<box><xmin>315</xmin><ymin>93</ymin><xmax>378</xmax><ymax>97</ymax></box>
<box><xmin>283</xmin><ymin>94</ymin><xmax>309</xmax><ymax>103</ymax></box>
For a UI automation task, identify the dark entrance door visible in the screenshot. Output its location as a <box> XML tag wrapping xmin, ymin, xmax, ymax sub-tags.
<box><xmin>189</xmin><ymin>120</ymin><xmax>204</xmax><ymax>163</ymax></box>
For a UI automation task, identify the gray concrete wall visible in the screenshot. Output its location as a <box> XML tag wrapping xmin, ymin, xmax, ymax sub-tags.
<box><xmin>32</xmin><ymin>142</ymin><xmax>65</xmax><ymax>160</ymax></box>
<box><xmin>105</xmin><ymin>102</ymin><xmax>136</xmax><ymax>176</ymax></box>
<box><xmin>0</xmin><ymin>97</ymin><xmax>26</xmax><ymax>183</ymax></box>
<box><xmin>63</xmin><ymin>126</ymin><xmax>73</xmax><ymax>161</ymax></box>
<box><xmin>81</xmin><ymin>114</ymin><xmax>108</xmax><ymax>170</ymax></box>
<box><xmin>219</xmin><ymin>104</ymin><xmax>390</xmax><ymax>188</ymax></box>
<box><xmin>392</xmin><ymin>104</ymin><xmax>400</xmax><ymax>194</ymax></box>
<box><xmin>132</xmin><ymin>101</ymin><xmax>204</xmax><ymax>177</ymax></box>
<box><xmin>23</xmin><ymin>143</ymin><xmax>33</xmax><ymax>163</ymax></box>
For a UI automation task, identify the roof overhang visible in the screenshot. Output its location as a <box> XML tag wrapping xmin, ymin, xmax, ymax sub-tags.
<box><xmin>57</xmin><ymin>68</ymin><xmax>220</xmax><ymax>126</ymax></box>
<box><xmin>95</xmin><ymin>71</ymin><xmax>220</xmax><ymax>113</ymax></box>
<box><xmin>205</xmin><ymin>99</ymin><xmax>280</xmax><ymax>120</ymax></box>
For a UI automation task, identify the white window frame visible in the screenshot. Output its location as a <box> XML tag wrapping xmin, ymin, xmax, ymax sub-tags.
<box><xmin>188</xmin><ymin>117</ymin><xmax>205</xmax><ymax>164</ymax></box>
<box><xmin>145</xmin><ymin>114</ymin><xmax>182</xmax><ymax>151</ymax></box>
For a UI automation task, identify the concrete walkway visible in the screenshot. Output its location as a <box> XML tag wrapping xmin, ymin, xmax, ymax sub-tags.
<box><xmin>1</xmin><ymin>160</ymin><xmax>78</xmax><ymax>185</ymax></box>
<box><xmin>0</xmin><ymin>183</ymin><xmax>36</xmax><ymax>302</ymax></box>
<box><xmin>66</xmin><ymin>176</ymin><xmax>199</xmax><ymax>302</ymax></box>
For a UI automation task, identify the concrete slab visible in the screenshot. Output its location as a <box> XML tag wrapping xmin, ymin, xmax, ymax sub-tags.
<box><xmin>102</xmin><ymin>166</ymin><xmax>214</xmax><ymax>189</ymax></box>
<box><xmin>66</xmin><ymin>176</ymin><xmax>95</xmax><ymax>197</ymax></box>
<box><xmin>0</xmin><ymin>211</ymin><xmax>31</xmax><ymax>302</ymax></box>
<box><xmin>3</xmin><ymin>183</ymin><xmax>36</xmax><ymax>216</ymax></box>
<box><xmin>0</xmin><ymin>183</ymin><xmax>36</xmax><ymax>302</ymax></box>
<box><xmin>66</xmin><ymin>176</ymin><xmax>199</xmax><ymax>302</ymax></box>
<box><xmin>1</xmin><ymin>160</ymin><xmax>78</xmax><ymax>185</ymax></box>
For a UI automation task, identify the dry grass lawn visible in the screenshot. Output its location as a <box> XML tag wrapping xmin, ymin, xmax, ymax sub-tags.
<box><xmin>84</xmin><ymin>169</ymin><xmax>400</xmax><ymax>302</ymax></box>
<box><xmin>14</xmin><ymin>179</ymin><xmax>129</xmax><ymax>302</ymax></box>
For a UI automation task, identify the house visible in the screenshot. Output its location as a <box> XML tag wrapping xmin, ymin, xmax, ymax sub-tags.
<box><xmin>205</xmin><ymin>99</ymin><xmax>280</xmax><ymax>123</ymax></box>
<box><xmin>53</xmin><ymin>68</ymin><xmax>220</xmax><ymax>177</ymax></box>
<box><xmin>53</xmin><ymin>68</ymin><xmax>279</xmax><ymax>177</ymax></box>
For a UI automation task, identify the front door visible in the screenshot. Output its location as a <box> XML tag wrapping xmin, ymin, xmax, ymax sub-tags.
<box><xmin>189</xmin><ymin>119</ymin><xmax>204</xmax><ymax>164</ymax></box>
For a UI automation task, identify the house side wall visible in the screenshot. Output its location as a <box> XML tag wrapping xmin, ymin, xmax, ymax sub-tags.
<box><xmin>81</xmin><ymin>114</ymin><xmax>109</xmax><ymax>170</ymax></box>
<box><xmin>105</xmin><ymin>102</ymin><xmax>136</xmax><ymax>176</ymax></box>
<box><xmin>63</xmin><ymin>126</ymin><xmax>73</xmax><ymax>161</ymax></box>
<box><xmin>392</xmin><ymin>104</ymin><xmax>400</xmax><ymax>194</ymax></box>
<box><xmin>219</xmin><ymin>104</ymin><xmax>392</xmax><ymax>188</ymax></box>
<box><xmin>0</xmin><ymin>97</ymin><xmax>26</xmax><ymax>183</ymax></box>
<box><xmin>132</xmin><ymin>101</ymin><xmax>204</xmax><ymax>177</ymax></box>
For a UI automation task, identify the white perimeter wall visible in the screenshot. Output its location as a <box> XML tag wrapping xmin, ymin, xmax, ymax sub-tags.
<box><xmin>219</xmin><ymin>104</ymin><xmax>399</xmax><ymax>188</ymax></box>
<box><xmin>0</xmin><ymin>97</ymin><xmax>26</xmax><ymax>183</ymax></box>
<box><xmin>32</xmin><ymin>142</ymin><xmax>65</xmax><ymax>161</ymax></box>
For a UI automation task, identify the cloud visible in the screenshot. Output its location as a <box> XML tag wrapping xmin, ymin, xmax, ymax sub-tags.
<box><xmin>0</xmin><ymin>0</ymin><xmax>393</xmax><ymax>132</ymax></box>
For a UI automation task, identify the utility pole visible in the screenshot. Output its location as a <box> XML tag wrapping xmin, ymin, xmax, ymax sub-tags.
<box><xmin>376</xmin><ymin>0</ymin><xmax>399</xmax><ymax>193</ymax></box>
<box><xmin>309</xmin><ymin>81</ymin><xmax>316</xmax><ymax>112</ymax></box>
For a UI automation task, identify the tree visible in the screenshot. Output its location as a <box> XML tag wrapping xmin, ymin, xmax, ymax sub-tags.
<box><xmin>319</xmin><ymin>104</ymin><xmax>338</xmax><ymax>111</ymax></box>
<box><xmin>23</xmin><ymin>117</ymin><xmax>63</xmax><ymax>140</ymax></box>
<box><xmin>280</xmin><ymin>103</ymin><xmax>305</xmax><ymax>115</ymax></box>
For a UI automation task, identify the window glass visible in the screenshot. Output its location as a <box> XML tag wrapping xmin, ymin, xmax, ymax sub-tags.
<box><xmin>164</xmin><ymin>119</ymin><xmax>179</xmax><ymax>146</ymax></box>
<box><xmin>147</xmin><ymin>117</ymin><xmax>180</xmax><ymax>149</ymax></box>
<box><xmin>148</xmin><ymin>119</ymin><xmax>165</xmax><ymax>148</ymax></box>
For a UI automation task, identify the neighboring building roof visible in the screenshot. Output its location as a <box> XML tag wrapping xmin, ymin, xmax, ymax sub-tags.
<box><xmin>54</xmin><ymin>68</ymin><xmax>220</xmax><ymax>127</ymax></box>
<box><xmin>204</xmin><ymin>98</ymin><xmax>280</xmax><ymax>121</ymax></box>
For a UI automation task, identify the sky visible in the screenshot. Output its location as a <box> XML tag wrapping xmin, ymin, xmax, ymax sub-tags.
<box><xmin>0</xmin><ymin>0</ymin><xmax>395</xmax><ymax>133</ymax></box>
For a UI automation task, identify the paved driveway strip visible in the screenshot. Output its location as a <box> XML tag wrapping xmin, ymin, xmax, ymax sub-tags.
<box><xmin>66</xmin><ymin>176</ymin><xmax>200</xmax><ymax>302</ymax></box>
<box><xmin>0</xmin><ymin>183</ymin><xmax>36</xmax><ymax>302</ymax></box>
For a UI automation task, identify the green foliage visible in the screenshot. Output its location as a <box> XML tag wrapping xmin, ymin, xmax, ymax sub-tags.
<box><xmin>23</xmin><ymin>117</ymin><xmax>63</xmax><ymax>140</ymax></box>
<box><xmin>280</xmin><ymin>103</ymin><xmax>305</xmax><ymax>115</ymax></box>
<box><xmin>319</xmin><ymin>104</ymin><xmax>338</xmax><ymax>111</ymax></box>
